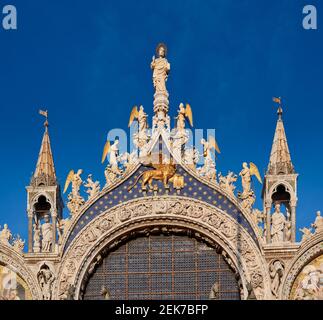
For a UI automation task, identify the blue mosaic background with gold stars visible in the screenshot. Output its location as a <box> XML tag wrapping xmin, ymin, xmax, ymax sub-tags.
<box><xmin>64</xmin><ymin>165</ymin><xmax>258</xmax><ymax>252</ymax></box>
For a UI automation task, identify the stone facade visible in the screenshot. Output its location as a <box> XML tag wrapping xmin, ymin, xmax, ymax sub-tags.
<box><xmin>0</xmin><ymin>45</ymin><xmax>322</xmax><ymax>300</ymax></box>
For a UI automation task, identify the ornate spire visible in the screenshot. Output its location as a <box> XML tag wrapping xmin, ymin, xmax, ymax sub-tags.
<box><xmin>267</xmin><ymin>102</ymin><xmax>295</xmax><ymax>175</ymax></box>
<box><xmin>31</xmin><ymin>110</ymin><xmax>57</xmax><ymax>186</ymax></box>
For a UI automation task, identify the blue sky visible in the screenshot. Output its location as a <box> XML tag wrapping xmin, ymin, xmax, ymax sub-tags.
<box><xmin>0</xmin><ymin>0</ymin><xmax>322</xmax><ymax>242</ymax></box>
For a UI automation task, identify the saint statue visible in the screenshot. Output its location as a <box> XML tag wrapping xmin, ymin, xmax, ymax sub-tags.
<box><xmin>271</xmin><ymin>203</ymin><xmax>286</xmax><ymax>243</ymax></box>
<box><xmin>311</xmin><ymin>210</ymin><xmax>323</xmax><ymax>234</ymax></box>
<box><xmin>0</xmin><ymin>224</ymin><xmax>12</xmax><ymax>245</ymax></box>
<box><xmin>33</xmin><ymin>223</ymin><xmax>41</xmax><ymax>252</ymax></box>
<box><xmin>71</xmin><ymin>169</ymin><xmax>83</xmax><ymax>198</ymax></box>
<box><xmin>239</xmin><ymin>162</ymin><xmax>251</xmax><ymax>196</ymax></box>
<box><xmin>101</xmin><ymin>286</ymin><xmax>111</xmax><ymax>300</ymax></box>
<box><xmin>269</xmin><ymin>260</ymin><xmax>284</xmax><ymax>298</ymax></box>
<box><xmin>151</xmin><ymin>43</ymin><xmax>170</xmax><ymax>94</ymax></box>
<box><xmin>209</xmin><ymin>282</ymin><xmax>219</xmax><ymax>300</ymax></box>
<box><xmin>41</xmin><ymin>216</ymin><xmax>52</xmax><ymax>252</ymax></box>
<box><xmin>37</xmin><ymin>265</ymin><xmax>55</xmax><ymax>300</ymax></box>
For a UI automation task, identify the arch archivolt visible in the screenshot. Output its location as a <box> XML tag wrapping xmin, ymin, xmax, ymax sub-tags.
<box><xmin>280</xmin><ymin>232</ymin><xmax>323</xmax><ymax>299</ymax></box>
<box><xmin>0</xmin><ymin>244</ymin><xmax>42</xmax><ymax>299</ymax></box>
<box><xmin>55</xmin><ymin>197</ymin><xmax>271</xmax><ymax>300</ymax></box>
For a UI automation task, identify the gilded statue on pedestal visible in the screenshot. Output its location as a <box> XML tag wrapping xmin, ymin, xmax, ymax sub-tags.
<box><xmin>151</xmin><ymin>43</ymin><xmax>170</xmax><ymax>94</ymax></box>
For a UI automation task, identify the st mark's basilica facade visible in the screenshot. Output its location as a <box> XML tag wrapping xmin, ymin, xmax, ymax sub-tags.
<box><xmin>0</xmin><ymin>44</ymin><xmax>322</xmax><ymax>300</ymax></box>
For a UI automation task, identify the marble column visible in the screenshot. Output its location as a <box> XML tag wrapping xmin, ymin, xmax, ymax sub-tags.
<box><xmin>27</xmin><ymin>210</ymin><xmax>33</xmax><ymax>253</ymax></box>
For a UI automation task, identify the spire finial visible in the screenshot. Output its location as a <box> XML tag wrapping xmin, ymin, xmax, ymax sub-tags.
<box><xmin>273</xmin><ymin>97</ymin><xmax>283</xmax><ymax>119</ymax></box>
<box><xmin>39</xmin><ymin>109</ymin><xmax>49</xmax><ymax>128</ymax></box>
<box><xmin>31</xmin><ymin>109</ymin><xmax>57</xmax><ymax>186</ymax></box>
<box><xmin>267</xmin><ymin>97</ymin><xmax>294</xmax><ymax>175</ymax></box>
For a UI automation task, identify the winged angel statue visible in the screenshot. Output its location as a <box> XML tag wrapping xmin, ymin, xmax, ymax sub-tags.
<box><xmin>128</xmin><ymin>105</ymin><xmax>150</xmax><ymax>151</ymax></box>
<box><xmin>238</xmin><ymin>162</ymin><xmax>262</xmax><ymax>212</ymax></box>
<box><xmin>176</xmin><ymin>103</ymin><xmax>193</xmax><ymax>131</ymax></box>
<box><xmin>198</xmin><ymin>136</ymin><xmax>221</xmax><ymax>181</ymax></box>
<box><xmin>64</xmin><ymin>169</ymin><xmax>85</xmax><ymax>216</ymax></box>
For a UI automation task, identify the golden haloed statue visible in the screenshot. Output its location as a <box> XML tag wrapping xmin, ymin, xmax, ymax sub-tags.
<box><xmin>151</xmin><ymin>43</ymin><xmax>170</xmax><ymax>94</ymax></box>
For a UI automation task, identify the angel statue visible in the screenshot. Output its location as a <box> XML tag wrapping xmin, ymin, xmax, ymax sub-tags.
<box><xmin>101</xmin><ymin>138</ymin><xmax>123</xmax><ymax>186</ymax></box>
<box><xmin>151</xmin><ymin>43</ymin><xmax>170</xmax><ymax>94</ymax></box>
<box><xmin>201</xmin><ymin>136</ymin><xmax>221</xmax><ymax>162</ymax></box>
<box><xmin>101</xmin><ymin>138</ymin><xmax>122</xmax><ymax>174</ymax></box>
<box><xmin>64</xmin><ymin>169</ymin><xmax>85</xmax><ymax>216</ymax></box>
<box><xmin>128</xmin><ymin>105</ymin><xmax>148</xmax><ymax>132</ymax></box>
<box><xmin>238</xmin><ymin>162</ymin><xmax>262</xmax><ymax>197</ymax></box>
<box><xmin>84</xmin><ymin>174</ymin><xmax>100</xmax><ymax>200</ymax></box>
<box><xmin>238</xmin><ymin>162</ymin><xmax>262</xmax><ymax>212</ymax></box>
<box><xmin>198</xmin><ymin>136</ymin><xmax>221</xmax><ymax>181</ymax></box>
<box><xmin>128</xmin><ymin>105</ymin><xmax>150</xmax><ymax>150</ymax></box>
<box><xmin>176</xmin><ymin>103</ymin><xmax>193</xmax><ymax>131</ymax></box>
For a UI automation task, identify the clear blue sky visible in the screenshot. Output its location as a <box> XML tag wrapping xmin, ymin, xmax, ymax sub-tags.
<box><xmin>0</xmin><ymin>0</ymin><xmax>322</xmax><ymax>242</ymax></box>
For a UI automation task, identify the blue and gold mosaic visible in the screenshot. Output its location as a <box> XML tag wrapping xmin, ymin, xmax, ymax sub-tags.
<box><xmin>64</xmin><ymin>165</ymin><xmax>258</xmax><ymax>252</ymax></box>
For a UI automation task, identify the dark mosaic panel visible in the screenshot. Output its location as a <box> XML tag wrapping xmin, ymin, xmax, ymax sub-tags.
<box><xmin>83</xmin><ymin>234</ymin><xmax>241</xmax><ymax>300</ymax></box>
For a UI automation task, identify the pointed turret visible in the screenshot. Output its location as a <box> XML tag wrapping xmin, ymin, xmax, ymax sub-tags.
<box><xmin>267</xmin><ymin>107</ymin><xmax>295</xmax><ymax>175</ymax></box>
<box><xmin>262</xmin><ymin>99</ymin><xmax>298</xmax><ymax>244</ymax></box>
<box><xmin>31</xmin><ymin>117</ymin><xmax>57</xmax><ymax>187</ymax></box>
<box><xmin>26</xmin><ymin>110</ymin><xmax>63</xmax><ymax>254</ymax></box>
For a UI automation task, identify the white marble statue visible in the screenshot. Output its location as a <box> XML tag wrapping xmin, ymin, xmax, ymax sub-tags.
<box><xmin>172</xmin><ymin>129</ymin><xmax>189</xmax><ymax>155</ymax></box>
<box><xmin>41</xmin><ymin>216</ymin><xmax>52</xmax><ymax>252</ymax></box>
<box><xmin>70</xmin><ymin>169</ymin><xmax>83</xmax><ymax>198</ymax></box>
<box><xmin>284</xmin><ymin>209</ymin><xmax>292</xmax><ymax>242</ymax></box>
<box><xmin>137</xmin><ymin>105</ymin><xmax>148</xmax><ymax>132</ymax></box>
<box><xmin>311</xmin><ymin>210</ymin><xmax>323</xmax><ymax>234</ymax></box>
<box><xmin>0</xmin><ymin>224</ymin><xmax>12</xmax><ymax>246</ymax></box>
<box><xmin>33</xmin><ymin>223</ymin><xmax>41</xmax><ymax>252</ymax></box>
<box><xmin>269</xmin><ymin>260</ymin><xmax>284</xmax><ymax>298</ymax></box>
<box><xmin>183</xmin><ymin>147</ymin><xmax>200</xmax><ymax>168</ymax></box>
<box><xmin>84</xmin><ymin>174</ymin><xmax>100</xmax><ymax>200</ymax></box>
<box><xmin>176</xmin><ymin>103</ymin><xmax>193</xmax><ymax>131</ymax></box>
<box><xmin>151</xmin><ymin>43</ymin><xmax>170</xmax><ymax>94</ymax></box>
<box><xmin>239</xmin><ymin>162</ymin><xmax>252</xmax><ymax>196</ymax></box>
<box><xmin>37</xmin><ymin>265</ymin><xmax>55</xmax><ymax>300</ymax></box>
<box><xmin>12</xmin><ymin>236</ymin><xmax>25</xmax><ymax>253</ymax></box>
<box><xmin>64</xmin><ymin>169</ymin><xmax>85</xmax><ymax>216</ymax></box>
<box><xmin>271</xmin><ymin>203</ymin><xmax>286</xmax><ymax>243</ymax></box>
